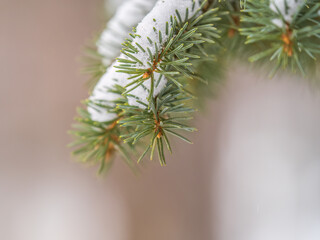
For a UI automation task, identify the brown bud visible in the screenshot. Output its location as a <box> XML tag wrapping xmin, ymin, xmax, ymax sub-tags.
<box><xmin>143</xmin><ymin>72</ymin><xmax>150</xmax><ymax>79</ymax></box>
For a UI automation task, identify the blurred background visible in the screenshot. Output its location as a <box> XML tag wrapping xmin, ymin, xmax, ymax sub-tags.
<box><xmin>0</xmin><ymin>0</ymin><xmax>319</xmax><ymax>240</ymax></box>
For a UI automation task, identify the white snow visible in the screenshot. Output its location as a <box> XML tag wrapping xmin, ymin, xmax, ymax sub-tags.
<box><xmin>130</xmin><ymin>0</ymin><xmax>200</xmax><ymax>67</ymax></box>
<box><xmin>97</xmin><ymin>0</ymin><xmax>157</xmax><ymax>66</ymax></box>
<box><xmin>269</xmin><ymin>0</ymin><xmax>305</xmax><ymax>27</ymax></box>
<box><xmin>88</xmin><ymin>63</ymin><xmax>129</xmax><ymax>122</ymax></box>
<box><xmin>90</xmin><ymin>0</ymin><xmax>201</xmax><ymax>122</ymax></box>
<box><xmin>118</xmin><ymin>0</ymin><xmax>200</xmax><ymax>108</ymax></box>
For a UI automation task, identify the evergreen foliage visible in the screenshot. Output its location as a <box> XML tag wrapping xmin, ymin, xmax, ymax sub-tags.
<box><xmin>240</xmin><ymin>0</ymin><xmax>320</xmax><ymax>76</ymax></box>
<box><xmin>70</xmin><ymin>0</ymin><xmax>320</xmax><ymax>173</ymax></box>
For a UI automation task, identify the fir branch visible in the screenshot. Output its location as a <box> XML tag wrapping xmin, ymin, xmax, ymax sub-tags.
<box><xmin>70</xmin><ymin>0</ymin><xmax>222</xmax><ymax>171</ymax></box>
<box><xmin>71</xmin><ymin>0</ymin><xmax>320</xmax><ymax>174</ymax></box>
<box><xmin>118</xmin><ymin>83</ymin><xmax>196</xmax><ymax>165</ymax></box>
<box><xmin>240</xmin><ymin>0</ymin><xmax>320</xmax><ymax>77</ymax></box>
<box><xmin>69</xmin><ymin>86</ymin><xmax>136</xmax><ymax>173</ymax></box>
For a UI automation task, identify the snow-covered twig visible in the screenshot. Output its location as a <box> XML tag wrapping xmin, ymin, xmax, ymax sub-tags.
<box><xmin>97</xmin><ymin>0</ymin><xmax>157</xmax><ymax>66</ymax></box>
<box><xmin>90</xmin><ymin>0</ymin><xmax>201</xmax><ymax>122</ymax></box>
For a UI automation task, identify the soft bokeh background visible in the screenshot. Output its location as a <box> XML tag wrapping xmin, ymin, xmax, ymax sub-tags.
<box><xmin>0</xmin><ymin>1</ymin><xmax>319</xmax><ymax>240</ymax></box>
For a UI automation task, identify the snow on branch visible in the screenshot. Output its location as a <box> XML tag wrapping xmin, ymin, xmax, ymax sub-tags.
<box><xmin>89</xmin><ymin>0</ymin><xmax>202</xmax><ymax>122</ymax></box>
<box><xmin>97</xmin><ymin>0</ymin><xmax>157</xmax><ymax>66</ymax></box>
